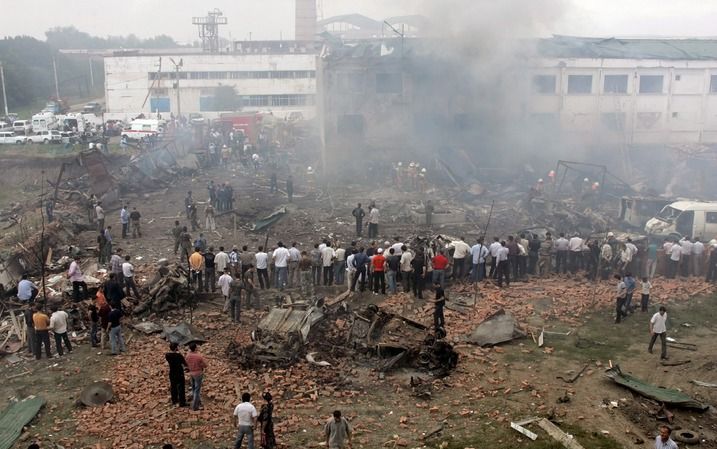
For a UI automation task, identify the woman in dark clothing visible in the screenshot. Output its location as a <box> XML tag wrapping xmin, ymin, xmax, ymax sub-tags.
<box><xmin>259</xmin><ymin>392</ymin><xmax>276</xmax><ymax>449</ymax></box>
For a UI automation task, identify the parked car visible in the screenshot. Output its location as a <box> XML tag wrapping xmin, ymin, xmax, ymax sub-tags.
<box><xmin>0</xmin><ymin>131</ymin><xmax>27</xmax><ymax>144</ymax></box>
<box><xmin>82</xmin><ymin>102</ymin><xmax>102</xmax><ymax>114</ymax></box>
<box><xmin>26</xmin><ymin>130</ymin><xmax>62</xmax><ymax>144</ymax></box>
<box><xmin>12</xmin><ymin>120</ymin><xmax>32</xmax><ymax>134</ymax></box>
<box><xmin>60</xmin><ymin>131</ymin><xmax>79</xmax><ymax>144</ymax></box>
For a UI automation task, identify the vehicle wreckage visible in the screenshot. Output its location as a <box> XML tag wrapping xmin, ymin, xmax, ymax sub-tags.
<box><xmin>232</xmin><ymin>297</ymin><xmax>458</xmax><ymax>375</ymax></box>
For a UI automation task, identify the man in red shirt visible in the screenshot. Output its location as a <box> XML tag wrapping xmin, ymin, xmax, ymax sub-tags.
<box><xmin>371</xmin><ymin>248</ymin><xmax>387</xmax><ymax>295</ymax></box>
<box><xmin>185</xmin><ymin>342</ymin><xmax>207</xmax><ymax>411</ymax></box>
<box><xmin>432</xmin><ymin>251</ymin><xmax>449</xmax><ymax>288</ymax></box>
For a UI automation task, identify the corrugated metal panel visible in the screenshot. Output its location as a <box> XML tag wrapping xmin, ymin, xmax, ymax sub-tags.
<box><xmin>0</xmin><ymin>396</ymin><xmax>46</xmax><ymax>449</ymax></box>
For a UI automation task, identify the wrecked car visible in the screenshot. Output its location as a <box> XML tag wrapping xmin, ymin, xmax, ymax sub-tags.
<box><xmin>347</xmin><ymin>304</ymin><xmax>458</xmax><ymax>375</ymax></box>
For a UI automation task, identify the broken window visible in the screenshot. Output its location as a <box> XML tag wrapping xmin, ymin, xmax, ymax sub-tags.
<box><xmin>710</xmin><ymin>75</ymin><xmax>717</xmax><ymax>93</ymax></box>
<box><xmin>567</xmin><ymin>75</ymin><xmax>592</xmax><ymax>94</ymax></box>
<box><xmin>337</xmin><ymin>114</ymin><xmax>364</xmax><ymax>135</ymax></box>
<box><xmin>376</xmin><ymin>73</ymin><xmax>403</xmax><ymax>94</ymax></box>
<box><xmin>532</xmin><ymin>75</ymin><xmax>556</xmax><ymax>94</ymax></box>
<box><xmin>604</xmin><ymin>75</ymin><xmax>628</xmax><ymax>94</ymax></box>
<box><xmin>639</xmin><ymin>75</ymin><xmax>664</xmax><ymax>94</ymax></box>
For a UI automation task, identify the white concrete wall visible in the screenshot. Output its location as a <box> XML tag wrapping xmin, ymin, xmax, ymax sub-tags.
<box><xmin>526</xmin><ymin>57</ymin><xmax>717</xmax><ymax>144</ymax></box>
<box><xmin>104</xmin><ymin>53</ymin><xmax>317</xmax><ymax>119</ymax></box>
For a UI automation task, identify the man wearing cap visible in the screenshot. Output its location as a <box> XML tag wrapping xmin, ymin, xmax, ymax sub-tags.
<box><xmin>371</xmin><ymin>247</ymin><xmax>386</xmax><ymax>295</ymax></box>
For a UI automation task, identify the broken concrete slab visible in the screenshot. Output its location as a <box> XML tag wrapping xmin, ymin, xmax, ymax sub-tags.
<box><xmin>467</xmin><ymin>309</ymin><xmax>526</xmax><ymax>346</ymax></box>
<box><xmin>606</xmin><ymin>365</ymin><xmax>708</xmax><ymax>410</ymax></box>
<box><xmin>132</xmin><ymin>321</ymin><xmax>163</xmax><ymax>335</ymax></box>
<box><xmin>161</xmin><ymin>322</ymin><xmax>206</xmax><ymax>346</ymax></box>
<box><xmin>536</xmin><ymin>418</ymin><xmax>585</xmax><ymax>449</ymax></box>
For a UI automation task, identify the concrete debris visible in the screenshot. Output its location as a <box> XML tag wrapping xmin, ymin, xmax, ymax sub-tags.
<box><xmin>132</xmin><ymin>321</ymin><xmax>164</xmax><ymax>335</ymax></box>
<box><xmin>161</xmin><ymin>322</ymin><xmax>206</xmax><ymax>346</ymax></box>
<box><xmin>467</xmin><ymin>309</ymin><xmax>526</xmax><ymax>346</ymax></box>
<box><xmin>134</xmin><ymin>266</ymin><xmax>191</xmax><ymax>315</ymax></box>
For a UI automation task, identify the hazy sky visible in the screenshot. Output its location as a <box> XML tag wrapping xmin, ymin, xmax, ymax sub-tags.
<box><xmin>1</xmin><ymin>0</ymin><xmax>716</xmax><ymax>42</ymax></box>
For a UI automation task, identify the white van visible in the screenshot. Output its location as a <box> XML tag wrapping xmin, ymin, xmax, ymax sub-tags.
<box><xmin>12</xmin><ymin>120</ymin><xmax>32</xmax><ymax>134</ymax></box>
<box><xmin>120</xmin><ymin>119</ymin><xmax>164</xmax><ymax>140</ymax></box>
<box><xmin>645</xmin><ymin>201</ymin><xmax>717</xmax><ymax>239</ymax></box>
<box><xmin>31</xmin><ymin>113</ymin><xmax>59</xmax><ymax>133</ymax></box>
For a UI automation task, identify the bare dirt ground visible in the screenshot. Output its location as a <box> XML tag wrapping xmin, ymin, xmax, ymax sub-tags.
<box><xmin>3</xmin><ymin>156</ymin><xmax>717</xmax><ymax>448</ymax></box>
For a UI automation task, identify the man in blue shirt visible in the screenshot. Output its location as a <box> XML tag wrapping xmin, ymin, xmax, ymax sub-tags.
<box><xmin>17</xmin><ymin>274</ymin><xmax>38</xmax><ymax>302</ymax></box>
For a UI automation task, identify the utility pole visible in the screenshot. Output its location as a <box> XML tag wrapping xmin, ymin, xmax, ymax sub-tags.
<box><xmin>169</xmin><ymin>58</ymin><xmax>183</xmax><ymax>118</ymax></box>
<box><xmin>88</xmin><ymin>58</ymin><xmax>95</xmax><ymax>88</ymax></box>
<box><xmin>0</xmin><ymin>61</ymin><xmax>8</xmax><ymax>116</ymax></box>
<box><xmin>52</xmin><ymin>56</ymin><xmax>60</xmax><ymax>99</ymax></box>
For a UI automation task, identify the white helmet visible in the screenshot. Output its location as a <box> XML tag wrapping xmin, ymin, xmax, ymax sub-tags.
<box><xmin>307</xmin><ymin>166</ymin><xmax>312</xmax><ymax>171</ymax></box>
<box><xmin>409</xmin><ymin>163</ymin><xmax>415</xmax><ymax>167</ymax></box>
<box><xmin>594</xmin><ymin>182</ymin><xmax>600</xmax><ymax>186</ymax></box>
<box><xmin>421</xmin><ymin>168</ymin><xmax>426</xmax><ymax>173</ymax></box>
<box><xmin>584</xmin><ymin>177</ymin><xmax>589</xmax><ymax>182</ymax></box>
<box><xmin>538</xmin><ymin>178</ymin><xmax>543</xmax><ymax>183</ymax></box>
<box><xmin>397</xmin><ymin>162</ymin><xmax>402</xmax><ymax>166</ymax></box>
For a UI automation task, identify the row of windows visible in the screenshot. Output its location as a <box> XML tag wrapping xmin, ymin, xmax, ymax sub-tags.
<box><xmin>533</xmin><ymin>74</ymin><xmax>717</xmax><ymax>95</ymax></box>
<box><xmin>159</xmin><ymin>94</ymin><xmax>316</xmax><ymax>112</ymax></box>
<box><xmin>148</xmin><ymin>70</ymin><xmax>316</xmax><ymax>81</ymax></box>
<box><xmin>335</xmin><ymin>72</ymin><xmax>404</xmax><ymax>94</ymax></box>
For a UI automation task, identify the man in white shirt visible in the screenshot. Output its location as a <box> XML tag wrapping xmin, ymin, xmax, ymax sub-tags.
<box><xmin>655</xmin><ymin>425</ymin><xmax>679</xmax><ymax>449</ymax></box>
<box><xmin>488</xmin><ymin>237</ymin><xmax>502</xmax><ymax>279</ymax></box>
<box><xmin>217</xmin><ymin>269</ymin><xmax>233</xmax><ymax>312</ymax></box>
<box><xmin>288</xmin><ymin>242</ymin><xmax>302</xmax><ymax>288</ymax></box>
<box><xmin>470</xmin><ymin>237</ymin><xmax>489</xmax><ymax>283</ymax></box>
<box><xmin>272</xmin><ymin>242</ymin><xmax>290</xmax><ymax>291</ymax></box>
<box><xmin>122</xmin><ymin>255</ymin><xmax>141</xmax><ymax>297</ymax></box>
<box><xmin>233</xmin><ymin>392</ymin><xmax>258</xmax><ymax>449</ymax></box>
<box><xmin>625</xmin><ymin>238</ymin><xmax>638</xmax><ymax>273</ymax></box>
<box><xmin>333</xmin><ymin>246</ymin><xmax>346</xmax><ymax>285</ymax></box>
<box><xmin>693</xmin><ymin>237</ymin><xmax>705</xmax><ymax>277</ymax></box>
<box><xmin>215</xmin><ymin>246</ymin><xmax>230</xmax><ymax>276</ymax></box>
<box><xmin>345</xmin><ymin>250</ymin><xmax>356</xmax><ymax>292</ymax></box>
<box><xmin>649</xmin><ymin>306</ymin><xmax>668</xmax><ymax>360</ymax></box>
<box><xmin>496</xmin><ymin>241</ymin><xmax>510</xmax><ymax>287</ymax></box>
<box><xmin>368</xmin><ymin>206</ymin><xmax>380</xmax><ymax>238</ymax></box>
<box><xmin>49</xmin><ymin>304</ymin><xmax>72</xmax><ymax>356</ymax></box>
<box><xmin>255</xmin><ymin>246</ymin><xmax>269</xmax><ymax>289</ymax></box>
<box><xmin>614</xmin><ymin>274</ymin><xmax>628</xmax><ymax>323</ymax></box>
<box><xmin>390</xmin><ymin>238</ymin><xmax>404</xmax><ymax>256</ymax></box>
<box><xmin>554</xmin><ymin>233</ymin><xmax>570</xmax><ymax>274</ymax></box>
<box><xmin>568</xmin><ymin>233</ymin><xmax>583</xmax><ymax>274</ymax></box>
<box><xmin>120</xmin><ymin>204</ymin><xmax>129</xmax><ymax>239</ymax></box>
<box><xmin>68</xmin><ymin>255</ymin><xmax>88</xmax><ymax>302</ymax></box>
<box><xmin>668</xmin><ymin>241</ymin><xmax>682</xmax><ymax>279</ymax></box>
<box><xmin>95</xmin><ymin>201</ymin><xmax>105</xmax><ymax>232</ymax></box>
<box><xmin>449</xmin><ymin>237</ymin><xmax>471</xmax><ymax>281</ymax></box>
<box><xmin>321</xmin><ymin>243</ymin><xmax>335</xmax><ymax>286</ymax></box>
<box><xmin>679</xmin><ymin>237</ymin><xmax>693</xmax><ymax>277</ymax></box>
<box><xmin>399</xmin><ymin>246</ymin><xmax>414</xmax><ymax>293</ymax></box>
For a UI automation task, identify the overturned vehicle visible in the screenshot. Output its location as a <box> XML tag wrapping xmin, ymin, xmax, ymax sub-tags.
<box><xmin>347</xmin><ymin>304</ymin><xmax>458</xmax><ymax>375</ymax></box>
<box><xmin>234</xmin><ymin>296</ymin><xmax>327</xmax><ymax>367</ymax></box>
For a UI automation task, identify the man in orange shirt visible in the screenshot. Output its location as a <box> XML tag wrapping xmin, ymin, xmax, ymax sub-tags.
<box><xmin>185</xmin><ymin>342</ymin><xmax>207</xmax><ymax>411</ymax></box>
<box><xmin>32</xmin><ymin>305</ymin><xmax>52</xmax><ymax>359</ymax></box>
<box><xmin>371</xmin><ymin>248</ymin><xmax>387</xmax><ymax>295</ymax></box>
<box><xmin>189</xmin><ymin>248</ymin><xmax>205</xmax><ymax>292</ymax></box>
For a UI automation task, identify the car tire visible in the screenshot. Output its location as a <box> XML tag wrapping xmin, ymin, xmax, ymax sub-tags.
<box><xmin>43</xmin><ymin>139</ymin><xmax>49</xmax><ymax>144</ymax></box>
<box><xmin>673</xmin><ymin>430</ymin><xmax>699</xmax><ymax>444</ymax></box>
<box><xmin>16</xmin><ymin>140</ymin><xmax>23</xmax><ymax>145</ymax></box>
